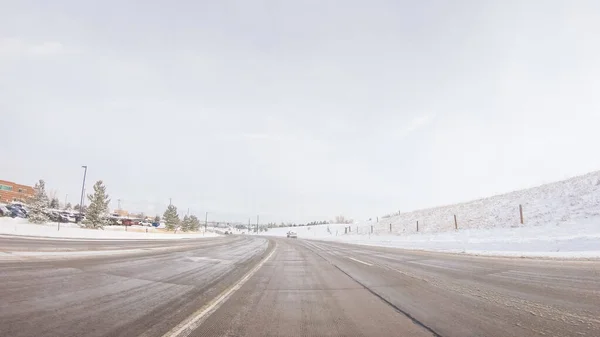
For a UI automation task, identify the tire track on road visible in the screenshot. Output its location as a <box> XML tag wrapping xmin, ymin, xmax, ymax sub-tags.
<box><xmin>300</xmin><ymin>240</ymin><xmax>442</xmax><ymax>337</ymax></box>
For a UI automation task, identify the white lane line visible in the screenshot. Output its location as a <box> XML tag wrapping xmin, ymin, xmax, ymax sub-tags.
<box><xmin>347</xmin><ymin>257</ymin><xmax>373</xmax><ymax>266</ymax></box>
<box><xmin>162</xmin><ymin>243</ymin><xmax>277</xmax><ymax>337</ymax></box>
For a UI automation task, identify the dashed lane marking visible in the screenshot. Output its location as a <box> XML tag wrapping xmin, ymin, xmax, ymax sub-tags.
<box><xmin>347</xmin><ymin>257</ymin><xmax>373</xmax><ymax>266</ymax></box>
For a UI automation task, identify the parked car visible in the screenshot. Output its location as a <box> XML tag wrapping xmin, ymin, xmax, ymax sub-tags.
<box><xmin>139</xmin><ymin>220</ymin><xmax>152</xmax><ymax>226</ymax></box>
<box><xmin>10</xmin><ymin>203</ymin><xmax>28</xmax><ymax>216</ymax></box>
<box><xmin>58</xmin><ymin>212</ymin><xmax>75</xmax><ymax>222</ymax></box>
<box><xmin>0</xmin><ymin>205</ymin><xmax>11</xmax><ymax>217</ymax></box>
<box><xmin>10</xmin><ymin>202</ymin><xmax>27</xmax><ymax>208</ymax></box>
<box><xmin>46</xmin><ymin>211</ymin><xmax>59</xmax><ymax>222</ymax></box>
<box><xmin>121</xmin><ymin>219</ymin><xmax>133</xmax><ymax>226</ymax></box>
<box><xmin>6</xmin><ymin>205</ymin><xmax>26</xmax><ymax>218</ymax></box>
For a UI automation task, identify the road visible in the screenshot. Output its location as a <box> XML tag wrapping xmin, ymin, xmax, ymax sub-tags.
<box><xmin>1</xmin><ymin>235</ymin><xmax>599</xmax><ymax>336</ymax></box>
<box><xmin>0</xmin><ymin>236</ymin><xmax>271</xmax><ymax>337</ymax></box>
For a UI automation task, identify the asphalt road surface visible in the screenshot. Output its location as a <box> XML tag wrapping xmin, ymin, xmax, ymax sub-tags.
<box><xmin>1</xmin><ymin>235</ymin><xmax>599</xmax><ymax>337</ymax></box>
<box><xmin>0</xmin><ymin>235</ymin><xmax>271</xmax><ymax>337</ymax></box>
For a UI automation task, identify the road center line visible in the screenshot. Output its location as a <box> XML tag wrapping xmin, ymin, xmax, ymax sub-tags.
<box><xmin>347</xmin><ymin>257</ymin><xmax>373</xmax><ymax>266</ymax></box>
<box><xmin>162</xmin><ymin>242</ymin><xmax>277</xmax><ymax>337</ymax></box>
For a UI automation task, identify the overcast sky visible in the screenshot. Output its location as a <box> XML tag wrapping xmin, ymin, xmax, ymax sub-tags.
<box><xmin>2</xmin><ymin>1</ymin><xmax>600</xmax><ymax>223</ymax></box>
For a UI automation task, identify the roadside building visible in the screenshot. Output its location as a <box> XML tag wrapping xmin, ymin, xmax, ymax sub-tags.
<box><xmin>0</xmin><ymin>180</ymin><xmax>35</xmax><ymax>203</ymax></box>
<box><xmin>114</xmin><ymin>209</ymin><xmax>129</xmax><ymax>217</ymax></box>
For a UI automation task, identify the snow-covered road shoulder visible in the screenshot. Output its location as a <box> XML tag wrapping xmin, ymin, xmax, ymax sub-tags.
<box><xmin>0</xmin><ymin>218</ymin><xmax>219</xmax><ymax>240</ymax></box>
<box><xmin>262</xmin><ymin>221</ymin><xmax>600</xmax><ymax>258</ymax></box>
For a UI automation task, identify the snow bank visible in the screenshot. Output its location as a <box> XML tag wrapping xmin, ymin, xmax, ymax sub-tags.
<box><xmin>0</xmin><ymin>218</ymin><xmax>219</xmax><ymax>240</ymax></box>
<box><xmin>263</xmin><ymin>221</ymin><xmax>600</xmax><ymax>258</ymax></box>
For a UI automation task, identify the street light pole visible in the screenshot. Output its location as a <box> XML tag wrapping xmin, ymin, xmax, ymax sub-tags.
<box><xmin>79</xmin><ymin>166</ymin><xmax>87</xmax><ymax>222</ymax></box>
<box><xmin>205</xmin><ymin>212</ymin><xmax>208</xmax><ymax>232</ymax></box>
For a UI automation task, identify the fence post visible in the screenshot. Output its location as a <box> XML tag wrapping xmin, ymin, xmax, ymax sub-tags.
<box><xmin>377</xmin><ymin>216</ymin><xmax>379</xmax><ymax>223</ymax></box>
<box><xmin>371</xmin><ymin>225</ymin><xmax>373</xmax><ymax>234</ymax></box>
<box><xmin>519</xmin><ymin>204</ymin><xmax>524</xmax><ymax>224</ymax></box>
<box><xmin>389</xmin><ymin>223</ymin><xmax>392</xmax><ymax>232</ymax></box>
<box><xmin>416</xmin><ymin>220</ymin><xmax>419</xmax><ymax>232</ymax></box>
<box><xmin>454</xmin><ymin>214</ymin><xmax>458</xmax><ymax>230</ymax></box>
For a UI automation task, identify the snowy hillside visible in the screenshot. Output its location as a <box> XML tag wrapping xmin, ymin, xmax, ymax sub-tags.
<box><xmin>263</xmin><ymin>171</ymin><xmax>600</xmax><ymax>257</ymax></box>
<box><xmin>374</xmin><ymin>170</ymin><xmax>600</xmax><ymax>234</ymax></box>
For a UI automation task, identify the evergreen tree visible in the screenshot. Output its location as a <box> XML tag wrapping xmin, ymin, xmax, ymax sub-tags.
<box><xmin>83</xmin><ymin>180</ymin><xmax>111</xmax><ymax>229</ymax></box>
<box><xmin>163</xmin><ymin>204</ymin><xmax>180</xmax><ymax>231</ymax></box>
<box><xmin>28</xmin><ymin>179</ymin><xmax>49</xmax><ymax>224</ymax></box>
<box><xmin>65</xmin><ymin>202</ymin><xmax>72</xmax><ymax>210</ymax></box>
<box><xmin>181</xmin><ymin>214</ymin><xmax>191</xmax><ymax>232</ymax></box>
<box><xmin>49</xmin><ymin>197</ymin><xmax>59</xmax><ymax>209</ymax></box>
<box><xmin>189</xmin><ymin>215</ymin><xmax>200</xmax><ymax>231</ymax></box>
<box><xmin>154</xmin><ymin>215</ymin><xmax>161</xmax><ymax>223</ymax></box>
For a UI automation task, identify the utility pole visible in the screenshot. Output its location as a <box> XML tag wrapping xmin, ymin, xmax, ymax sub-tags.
<box><xmin>248</xmin><ymin>218</ymin><xmax>251</xmax><ymax>232</ymax></box>
<box><xmin>78</xmin><ymin>165</ymin><xmax>87</xmax><ymax>222</ymax></box>
<box><xmin>256</xmin><ymin>215</ymin><xmax>259</xmax><ymax>233</ymax></box>
<box><xmin>169</xmin><ymin>198</ymin><xmax>172</xmax><ymax>206</ymax></box>
<box><xmin>205</xmin><ymin>211</ymin><xmax>208</xmax><ymax>232</ymax></box>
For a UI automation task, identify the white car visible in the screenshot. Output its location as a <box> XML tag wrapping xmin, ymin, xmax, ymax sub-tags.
<box><xmin>287</xmin><ymin>231</ymin><xmax>297</xmax><ymax>238</ymax></box>
<box><xmin>139</xmin><ymin>221</ymin><xmax>152</xmax><ymax>227</ymax></box>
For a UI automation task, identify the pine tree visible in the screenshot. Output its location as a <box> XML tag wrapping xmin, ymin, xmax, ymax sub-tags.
<box><xmin>49</xmin><ymin>197</ymin><xmax>59</xmax><ymax>209</ymax></box>
<box><xmin>83</xmin><ymin>180</ymin><xmax>111</xmax><ymax>229</ymax></box>
<box><xmin>154</xmin><ymin>215</ymin><xmax>160</xmax><ymax>223</ymax></box>
<box><xmin>65</xmin><ymin>202</ymin><xmax>72</xmax><ymax>210</ymax></box>
<box><xmin>163</xmin><ymin>204</ymin><xmax>180</xmax><ymax>231</ymax></box>
<box><xmin>181</xmin><ymin>214</ymin><xmax>191</xmax><ymax>232</ymax></box>
<box><xmin>28</xmin><ymin>179</ymin><xmax>49</xmax><ymax>224</ymax></box>
<box><xmin>189</xmin><ymin>215</ymin><xmax>200</xmax><ymax>231</ymax></box>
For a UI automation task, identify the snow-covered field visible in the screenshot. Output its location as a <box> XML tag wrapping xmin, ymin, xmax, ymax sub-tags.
<box><xmin>264</xmin><ymin>171</ymin><xmax>600</xmax><ymax>258</ymax></box>
<box><xmin>0</xmin><ymin>218</ymin><xmax>218</xmax><ymax>240</ymax></box>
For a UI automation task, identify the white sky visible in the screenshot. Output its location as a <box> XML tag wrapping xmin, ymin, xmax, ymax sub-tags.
<box><xmin>2</xmin><ymin>0</ymin><xmax>600</xmax><ymax>223</ymax></box>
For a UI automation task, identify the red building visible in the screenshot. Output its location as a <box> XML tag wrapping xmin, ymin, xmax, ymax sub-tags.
<box><xmin>0</xmin><ymin>180</ymin><xmax>35</xmax><ymax>204</ymax></box>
